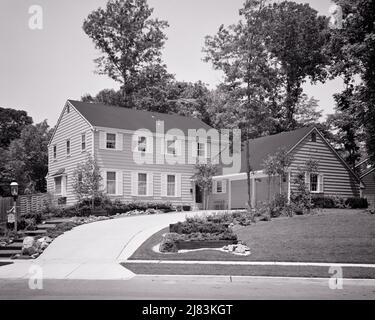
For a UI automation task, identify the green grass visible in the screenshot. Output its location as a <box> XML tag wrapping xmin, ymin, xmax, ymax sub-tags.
<box><xmin>129</xmin><ymin>209</ymin><xmax>375</xmax><ymax>263</ymax></box>
<box><xmin>122</xmin><ymin>263</ymin><xmax>375</xmax><ymax>279</ymax></box>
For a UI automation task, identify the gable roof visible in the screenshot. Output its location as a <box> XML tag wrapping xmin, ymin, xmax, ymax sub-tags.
<box><xmin>236</xmin><ymin>126</ymin><xmax>315</xmax><ymax>172</ymax></box>
<box><xmin>219</xmin><ymin>126</ymin><xmax>360</xmax><ymax>183</ymax></box>
<box><xmin>355</xmin><ymin>157</ymin><xmax>375</xmax><ymax>178</ymax></box>
<box><xmin>68</xmin><ymin>100</ymin><xmax>212</xmax><ymax>134</ymax></box>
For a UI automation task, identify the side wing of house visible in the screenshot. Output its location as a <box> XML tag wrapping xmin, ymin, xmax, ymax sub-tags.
<box><xmin>289</xmin><ymin>129</ymin><xmax>361</xmax><ymax>198</ymax></box>
<box><xmin>361</xmin><ymin>169</ymin><xmax>375</xmax><ymax>205</ymax></box>
<box><xmin>47</xmin><ymin>102</ymin><xmax>93</xmax><ymax>205</ymax></box>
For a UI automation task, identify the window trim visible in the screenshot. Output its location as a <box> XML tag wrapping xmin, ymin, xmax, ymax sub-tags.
<box><xmin>216</xmin><ymin>180</ymin><xmax>223</xmax><ymax>193</ymax></box>
<box><xmin>106</xmin><ymin>171</ymin><xmax>117</xmax><ymax>195</ymax></box>
<box><xmin>166</xmin><ymin>174</ymin><xmax>177</xmax><ymax>197</ymax></box>
<box><xmin>66</xmin><ymin>139</ymin><xmax>71</xmax><ymax>157</ymax></box>
<box><xmin>106</xmin><ymin>133</ymin><xmax>116</xmax><ymax>150</ymax></box>
<box><xmin>81</xmin><ymin>133</ymin><xmax>86</xmax><ymax>151</ymax></box>
<box><xmin>196</xmin><ymin>142</ymin><xmax>206</xmax><ymax>158</ymax></box>
<box><xmin>137</xmin><ymin>172</ymin><xmax>148</xmax><ymax>196</ymax></box>
<box><xmin>137</xmin><ymin>136</ymin><xmax>147</xmax><ymax>153</ymax></box>
<box><xmin>308</xmin><ymin>172</ymin><xmax>323</xmax><ymax>193</ymax></box>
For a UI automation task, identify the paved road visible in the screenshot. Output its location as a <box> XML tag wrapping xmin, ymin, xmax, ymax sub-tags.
<box><xmin>0</xmin><ymin>275</ymin><xmax>374</xmax><ymax>299</ymax></box>
<box><xmin>0</xmin><ymin>212</ymin><xmax>207</xmax><ymax>280</ymax></box>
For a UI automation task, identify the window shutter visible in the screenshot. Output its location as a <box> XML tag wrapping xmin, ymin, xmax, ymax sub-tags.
<box><xmin>146</xmin><ymin>136</ymin><xmax>153</xmax><ymax>154</ymax></box>
<box><xmin>116</xmin><ymin>171</ymin><xmax>123</xmax><ymax>195</ymax></box>
<box><xmin>100</xmin><ymin>169</ymin><xmax>107</xmax><ymax>194</ymax></box>
<box><xmin>147</xmin><ymin>172</ymin><xmax>154</xmax><ymax>196</ymax></box>
<box><xmin>131</xmin><ymin>172</ymin><xmax>138</xmax><ymax>196</ymax></box>
<box><xmin>319</xmin><ymin>174</ymin><xmax>324</xmax><ymax>193</ymax></box>
<box><xmin>161</xmin><ymin>173</ymin><xmax>167</xmax><ymax>197</ymax></box>
<box><xmin>175</xmin><ymin>139</ymin><xmax>182</xmax><ymax>156</ymax></box>
<box><xmin>116</xmin><ymin>133</ymin><xmax>123</xmax><ymax>151</ymax></box>
<box><xmin>222</xmin><ymin>180</ymin><xmax>227</xmax><ymax>193</ymax></box>
<box><xmin>192</xmin><ymin>141</ymin><xmax>197</xmax><ymax>158</ymax></box>
<box><xmin>99</xmin><ymin>131</ymin><xmax>106</xmax><ymax>149</ymax></box>
<box><xmin>176</xmin><ymin>173</ymin><xmax>182</xmax><ymax>197</ymax></box>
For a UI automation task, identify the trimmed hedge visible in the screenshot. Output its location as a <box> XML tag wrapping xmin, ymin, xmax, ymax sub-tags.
<box><xmin>345</xmin><ymin>197</ymin><xmax>368</xmax><ymax>209</ymax></box>
<box><xmin>312</xmin><ymin>196</ymin><xmax>368</xmax><ymax>209</ymax></box>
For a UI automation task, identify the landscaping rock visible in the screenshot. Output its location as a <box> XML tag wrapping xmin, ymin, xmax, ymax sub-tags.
<box><xmin>22</xmin><ymin>236</ymin><xmax>40</xmax><ymax>256</ymax></box>
<box><xmin>222</xmin><ymin>243</ymin><xmax>251</xmax><ymax>256</ymax></box>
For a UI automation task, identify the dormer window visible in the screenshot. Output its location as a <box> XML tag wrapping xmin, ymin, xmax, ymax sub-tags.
<box><xmin>138</xmin><ymin>136</ymin><xmax>147</xmax><ymax>152</ymax></box>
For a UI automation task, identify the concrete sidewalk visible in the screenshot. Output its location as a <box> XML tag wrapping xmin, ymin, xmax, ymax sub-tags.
<box><xmin>0</xmin><ymin>211</ymin><xmax>206</xmax><ymax>280</ymax></box>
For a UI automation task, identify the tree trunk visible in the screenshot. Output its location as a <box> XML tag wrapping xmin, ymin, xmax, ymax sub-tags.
<box><xmin>246</xmin><ymin>139</ymin><xmax>252</xmax><ymax>216</ymax></box>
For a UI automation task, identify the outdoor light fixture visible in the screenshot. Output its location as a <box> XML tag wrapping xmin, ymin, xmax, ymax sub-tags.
<box><xmin>10</xmin><ymin>181</ymin><xmax>19</xmax><ymax>199</ymax></box>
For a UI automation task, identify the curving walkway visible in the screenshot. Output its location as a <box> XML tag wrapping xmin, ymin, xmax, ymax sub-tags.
<box><xmin>0</xmin><ymin>211</ymin><xmax>208</xmax><ymax>280</ymax></box>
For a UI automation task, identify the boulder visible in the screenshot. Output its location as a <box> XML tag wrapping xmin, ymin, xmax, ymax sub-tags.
<box><xmin>22</xmin><ymin>236</ymin><xmax>40</xmax><ymax>256</ymax></box>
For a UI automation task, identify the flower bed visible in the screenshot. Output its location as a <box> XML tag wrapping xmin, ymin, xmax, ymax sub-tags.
<box><xmin>176</xmin><ymin>239</ymin><xmax>237</xmax><ymax>250</ymax></box>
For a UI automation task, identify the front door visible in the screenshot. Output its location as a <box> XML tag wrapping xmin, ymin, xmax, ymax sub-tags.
<box><xmin>195</xmin><ymin>185</ymin><xmax>203</xmax><ymax>204</ymax></box>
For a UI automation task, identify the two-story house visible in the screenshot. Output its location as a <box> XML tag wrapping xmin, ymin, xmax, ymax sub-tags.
<box><xmin>47</xmin><ymin>100</ymin><xmax>214</xmax><ymax>209</ymax></box>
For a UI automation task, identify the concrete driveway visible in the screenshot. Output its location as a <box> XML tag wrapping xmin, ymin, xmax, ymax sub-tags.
<box><xmin>0</xmin><ymin>211</ymin><xmax>206</xmax><ymax>280</ymax></box>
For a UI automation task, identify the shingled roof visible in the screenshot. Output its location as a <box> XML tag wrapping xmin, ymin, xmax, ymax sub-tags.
<box><xmin>68</xmin><ymin>100</ymin><xmax>212</xmax><ymax>134</ymax></box>
<box><xmin>236</xmin><ymin>126</ymin><xmax>315</xmax><ymax>172</ymax></box>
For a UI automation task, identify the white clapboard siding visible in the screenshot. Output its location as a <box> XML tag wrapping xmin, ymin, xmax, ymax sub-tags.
<box><xmin>47</xmin><ymin>102</ymin><xmax>93</xmax><ymax>206</ymax></box>
<box><xmin>116</xmin><ymin>133</ymin><xmax>123</xmax><ymax>151</ymax></box>
<box><xmin>176</xmin><ymin>173</ymin><xmax>182</xmax><ymax>197</ymax></box>
<box><xmin>99</xmin><ymin>131</ymin><xmax>106</xmax><ymax>149</ymax></box>
<box><xmin>161</xmin><ymin>173</ymin><xmax>167</xmax><ymax>197</ymax></box>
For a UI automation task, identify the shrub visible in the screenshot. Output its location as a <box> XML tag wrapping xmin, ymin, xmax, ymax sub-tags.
<box><xmin>311</xmin><ymin>197</ymin><xmax>335</xmax><ymax>208</ymax></box>
<box><xmin>345</xmin><ymin>197</ymin><xmax>368</xmax><ymax>209</ymax></box>
<box><xmin>159</xmin><ymin>233</ymin><xmax>180</xmax><ymax>253</ymax></box>
<box><xmin>170</xmin><ymin>220</ymin><xmax>228</xmax><ymax>234</ymax></box>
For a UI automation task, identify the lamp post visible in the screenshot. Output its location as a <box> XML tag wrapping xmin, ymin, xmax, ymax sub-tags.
<box><xmin>10</xmin><ymin>182</ymin><xmax>18</xmax><ymax>231</ymax></box>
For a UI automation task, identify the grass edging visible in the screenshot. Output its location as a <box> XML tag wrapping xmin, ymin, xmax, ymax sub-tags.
<box><xmin>121</xmin><ymin>262</ymin><xmax>375</xmax><ymax>279</ymax></box>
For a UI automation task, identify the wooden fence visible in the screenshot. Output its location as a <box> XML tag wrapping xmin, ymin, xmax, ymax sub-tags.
<box><xmin>0</xmin><ymin>194</ymin><xmax>49</xmax><ymax>222</ymax></box>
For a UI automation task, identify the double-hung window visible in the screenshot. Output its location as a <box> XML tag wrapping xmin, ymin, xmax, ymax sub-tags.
<box><xmin>138</xmin><ymin>173</ymin><xmax>147</xmax><ymax>196</ymax></box>
<box><xmin>167</xmin><ymin>174</ymin><xmax>176</xmax><ymax>196</ymax></box>
<box><xmin>106</xmin><ymin>171</ymin><xmax>116</xmax><ymax>195</ymax></box>
<box><xmin>66</xmin><ymin>139</ymin><xmax>71</xmax><ymax>156</ymax></box>
<box><xmin>310</xmin><ymin>173</ymin><xmax>318</xmax><ymax>192</ymax></box>
<box><xmin>106</xmin><ymin>133</ymin><xmax>116</xmax><ymax>149</ymax></box>
<box><xmin>53</xmin><ymin>145</ymin><xmax>57</xmax><ymax>160</ymax></box>
<box><xmin>216</xmin><ymin>180</ymin><xmax>223</xmax><ymax>193</ymax></box>
<box><xmin>197</xmin><ymin>142</ymin><xmax>205</xmax><ymax>157</ymax></box>
<box><xmin>81</xmin><ymin>133</ymin><xmax>86</xmax><ymax>151</ymax></box>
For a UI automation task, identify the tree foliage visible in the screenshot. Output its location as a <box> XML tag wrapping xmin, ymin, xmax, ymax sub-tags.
<box><xmin>192</xmin><ymin>163</ymin><xmax>218</xmax><ymax>210</ymax></box>
<box><xmin>72</xmin><ymin>155</ymin><xmax>103</xmax><ymax>209</ymax></box>
<box><xmin>0</xmin><ymin>121</ymin><xmax>52</xmax><ymax>194</ymax></box>
<box><xmin>327</xmin><ymin>0</ymin><xmax>375</xmax><ymax>163</ymax></box>
<box><xmin>83</xmin><ymin>0</ymin><xmax>171</xmax><ymax>106</ymax></box>
<box><xmin>0</xmin><ymin>107</ymin><xmax>33</xmax><ymax>150</ymax></box>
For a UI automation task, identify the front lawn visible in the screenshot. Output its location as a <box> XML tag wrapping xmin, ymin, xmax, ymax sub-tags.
<box><xmin>129</xmin><ymin>209</ymin><xmax>375</xmax><ymax>263</ymax></box>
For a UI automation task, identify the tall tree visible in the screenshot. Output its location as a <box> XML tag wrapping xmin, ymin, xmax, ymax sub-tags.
<box><xmin>83</xmin><ymin>0</ymin><xmax>171</xmax><ymax>107</ymax></box>
<box><xmin>328</xmin><ymin>0</ymin><xmax>375</xmax><ymax>163</ymax></box>
<box><xmin>1</xmin><ymin>121</ymin><xmax>52</xmax><ymax>194</ymax></box>
<box><xmin>204</xmin><ymin>0</ymin><xmax>280</xmax><ymax>215</ymax></box>
<box><xmin>262</xmin><ymin>1</ymin><xmax>329</xmax><ymax>130</ymax></box>
<box><xmin>0</xmin><ymin>107</ymin><xmax>33</xmax><ymax>149</ymax></box>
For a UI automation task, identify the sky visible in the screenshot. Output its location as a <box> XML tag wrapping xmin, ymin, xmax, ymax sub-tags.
<box><xmin>0</xmin><ymin>0</ymin><xmax>343</xmax><ymax>127</ymax></box>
